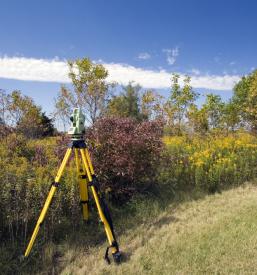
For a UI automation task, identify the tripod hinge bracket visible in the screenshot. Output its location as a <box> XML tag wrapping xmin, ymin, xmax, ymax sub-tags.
<box><xmin>51</xmin><ymin>182</ymin><xmax>59</xmax><ymax>187</ymax></box>
<box><xmin>89</xmin><ymin>175</ymin><xmax>100</xmax><ymax>189</ymax></box>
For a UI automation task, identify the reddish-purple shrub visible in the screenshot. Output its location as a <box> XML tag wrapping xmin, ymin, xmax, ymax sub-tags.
<box><xmin>0</xmin><ymin>124</ymin><xmax>13</xmax><ymax>139</ymax></box>
<box><xmin>54</xmin><ymin>134</ymin><xmax>70</xmax><ymax>159</ymax></box>
<box><xmin>86</xmin><ymin>117</ymin><xmax>163</xmax><ymax>201</ymax></box>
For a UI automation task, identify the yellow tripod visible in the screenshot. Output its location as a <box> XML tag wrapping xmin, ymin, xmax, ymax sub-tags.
<box><xmin>24</xmin><ymin>139</ymin><xmax>121</xmax><ymax>264</ymax></box>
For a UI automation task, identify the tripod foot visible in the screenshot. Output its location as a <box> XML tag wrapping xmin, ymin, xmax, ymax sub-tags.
<box><xmin>104</xmin><ymin>245</ymin><xmax>122</xmax><ymax>264</ymax></box>
<box><xmin>112</xmin><ymin>251</ymin><xmax>122</xmax><ymax>264</ymax></box>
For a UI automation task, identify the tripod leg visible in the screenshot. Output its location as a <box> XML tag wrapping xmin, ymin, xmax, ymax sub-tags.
<box><xmin>24</xmin><ymin>148</ymin><xmax>72</xmax><ymax>257</ymax></box>
<box><xmin>79</xmin><ymin>148</ymin><xmax>121</xmax><ymax>264</ymax></box>
<box><xmin>74</xmin><ymin>148</ymin><xmax>89</xmax><ymax>221</ymax></box>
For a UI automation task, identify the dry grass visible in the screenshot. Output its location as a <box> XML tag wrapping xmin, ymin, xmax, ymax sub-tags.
<box><xmin>56</xmin><ymin>182</ymin><xmax>257</xmax><ymax>274</ymax></box>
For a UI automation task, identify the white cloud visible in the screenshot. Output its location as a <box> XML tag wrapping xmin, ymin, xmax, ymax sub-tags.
<box><xmin>137</xmin><ymin>52</ymin><xmax>151</xmax><ymax>60</ymax></box>
<box><xmin>0</xmin><ymin>56</ymin><xmax>241</xmax><ymax>90</ymax></box>
<box><xmin>229</xmin><ymin>61</ymin><xmax>236</xmax><ymax>66</ymax></box>
<box><xmin>0</xmin><ymin>56</ymin><xmax>70</xmax><ymax>83</ymax></box>
<box><xmin>163</xmin><ymin>47</ymin><xmax>179</xmax><ymax>65</ymax></box>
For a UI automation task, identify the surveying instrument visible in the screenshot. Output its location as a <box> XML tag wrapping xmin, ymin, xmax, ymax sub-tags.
<box><xmin>24</xmin><ymin>108</ymin><xmax>121</xmax><ymax>263</ymax></box>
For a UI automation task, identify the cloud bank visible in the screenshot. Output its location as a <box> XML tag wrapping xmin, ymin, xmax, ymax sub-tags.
<box><xmin>0</xmin><ymin>56</ymin><xmax>241</xmax><ymax>90</ymax></box>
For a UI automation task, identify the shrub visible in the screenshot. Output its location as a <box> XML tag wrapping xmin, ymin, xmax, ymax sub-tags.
<box><xmin>86</xmin><ymin>117</ymin><xmax>164</xmax><ymax>201</ymax></box>
<box><xmin>161</xmin><ymin>133</ymin><xmax>257</xmax><ymax>193</ymax></box>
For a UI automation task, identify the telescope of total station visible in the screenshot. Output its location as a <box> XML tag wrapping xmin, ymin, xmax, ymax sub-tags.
<box><xmin>24</xmin><ymin>108</ymin><xmax>121</xmax><ymax>264</ymax></box>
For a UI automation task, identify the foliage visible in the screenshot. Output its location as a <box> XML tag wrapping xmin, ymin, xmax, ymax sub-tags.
<box><xmin>141</xmin><ymin>90</ymin><xmax>164</xmax><ymax>120</ymax></box>
<box><xmin>202</xmin><ymin>93</ymin><xmax>225</xmax><ymax>129</ymax></box>
<box><xmin>54</xmin><ymin>58</ymin><xmax>111</xmax><ymax>125</ymax></box>
<box><xmin>86</xmin><ymin>117</ymin><xmax>164</xmax><ymax>201</ymax></box>
<box><xmin>161</xmin><ymin>133</ymin><xmax>257</xmax><ymax>193</ymax></box>
<box><xmin>0</xmin><ymin>117</ymin><xmax>163</xmax><ymax>254</ymax></box>
<box><xmin>187</xmin><ymin>104</ymin><xmax>209</xmax><ymax>135</ymax></box>
<box><xmin>107</xmin><ymin>83</ymin><xmax>165</xmax><ymax>123</ymax></box>
<box><xmin>233</xmin><ymin>69</ymin><xmax>257</xmax><ymax>133</ymax></box>
<box><xmin>1</xmin><ymin>58</ymin><xmax>257</xmax><ymax>273</ymax></box>
<box><xmin>223</xmin><ymin>99</ymin><xmax>240</xmax><ymax>131</ymax></box>
<box><xmin>164</xmin><ymin>74</ymin><xmax>199</xmax><ymax>135</ymax></box>
<box><xmin>0</xmin><ymin>128</ymin><xmax>256</xmax><ymax>273</ymax></box>
<box><xmin>107</xmin><ymin>83</ymin><xmax>142</xmax><ymax>120</ymax></box>
<box><xmin>39</xmin><ymin>112</ymin><xmax>55</xmax><ymax>137</ymax></box>
<box><xmin>0</xmin><ymin>90</ymin><xmax>54</xmax><ymax>138</ymax></box>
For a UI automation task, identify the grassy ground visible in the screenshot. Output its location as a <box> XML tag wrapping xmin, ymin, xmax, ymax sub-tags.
<box><xmin>56</xmin><ymin>183</ymin><xmax>257</xmax><ymax>275</ymax></box>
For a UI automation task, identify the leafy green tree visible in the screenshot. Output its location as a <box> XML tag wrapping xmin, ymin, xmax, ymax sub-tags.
<box><xmin>107</xmin><ymin>95</ymin><xmax>127</xmax><ymax>117</ymax></box>
<box><xmin>203</xmin><ymin>94</ymin><xmax>225</xmax><ymax>130</ymax></box>
<box><xmin>107</xmin><ymin>82</ymin><xmax>143</xmax><ymax>120</ymax></box>
<box><xmin>233</xmin><ymin>70</ymin><xmax>257</xmax><ymax>133</ymax></box>
<box><xmin>141</xmin><ymin>90</ymin><xmax>164</xmax><ymax>120</ymax></box>
<box><xmin>223</xmin><ymin>100</ymin><xmax>240</xmax><ymax>132</ymax></box>
<box><xmin>121</xmin><ymin>83</ymin><xmax>141</xmax><ymax>119</ymax></box>
<box><xmin>108</xmin><ymin>84</ymin><xmax>164</xmax><ymax>121</ymax></box>
<box><xmin>8</xmin><ymin>90</ymin><xmax>38</xmax><ymax>126</ymax></box>
<box><xmin>165</xmin><ymin>74</ymin><xmax>199</xmax><ymax>135</ymax></box>
<box><xmin>55</xmin><ymin>58</ymin><xmax>111</xmax><ymax>125</ymax></box>
<box><xmin>7</xmin><ymin>91</ymin><xmax>54</xmax><ymax>138</ymax></box>
<box><xmin>40</xmin><ymin>112</ymin><xmax>55</xmax><ymax>137</ymax></box>
<box><xmin>187</xmin><ymin>105</ymin><xmax>209</xmax><ymax>135</ymax></box>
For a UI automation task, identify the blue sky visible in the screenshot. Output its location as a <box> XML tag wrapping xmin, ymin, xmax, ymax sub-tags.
<box><xmin>0</xmin><ymin>0</ymin><xmax>256</xmax><ymax>115</ymax></box>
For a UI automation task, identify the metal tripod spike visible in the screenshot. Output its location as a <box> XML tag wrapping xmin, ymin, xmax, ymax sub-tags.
<box><xmin>24</xmin><ymin>108</ymin><xmax>121</xmax><ymax>264</ymax></box>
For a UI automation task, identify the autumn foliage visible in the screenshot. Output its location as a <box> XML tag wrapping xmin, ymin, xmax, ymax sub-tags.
<box><xmin>86</xmin><ymin>117</ymin><xmax>164</xmax><ymax>201</ymax></box>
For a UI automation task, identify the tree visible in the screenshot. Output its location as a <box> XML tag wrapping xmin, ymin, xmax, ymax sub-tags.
<box><xmin>165</xmin><ymin>74</ymin><xmax>199</xmax><ymax>135</ymax></box>
<box><xmin>7</xmin><ymin>91</ymin><xmax>54</xmax><ymax>138</ymax></box>
<box><xmin>40</xmin><ymin>112</ymin><xmax>55</xmax><ymax>137</ymax></box>
<box><xmin>107</xmin><ymin>95</ymin><xmax>127</xmax><ymax>117</ymax></box>
<box><xmin>233</xmin><ymin>70</ymin><xmax>257</xmax><ymax>133</ymax></box>
<box><xmin>54</xmin><ymin>86</ymin><xmax>73</xmax><ymax>131</ymax></box>
<box><xmin>107</xmin><ymin>84</ymin><xmax>164</xmax><ymax>121</ymax></box>
<box><xmin>203</xmin><ymin>94</ymin><xmax>225</xmax><ymax>130</ymax></box>
<box><xmin>223</xmin><ymin>100</ymin><xmax>240</xmax><ymax>132</ymax></box>
<box><xmin>107</xmin><ymin>82</ymin><xmax>143</xmax><ymax>120</ymax></box>
<box><xmin>187</xmin><ymin>105</ymin><xmax>209</xmax><ymax>135</ymax></box>
<box><xmin>141</xmin><ymin>90</ymin><xmax>164</xmax><ymax>120</ymax></box>
<box><xmin>8</xmin><ymin>90</ymin><xmax>41</xmax><ymax>127</ymax></box>
<box><xmin>54</xmin><ymin>58</ymin><xmax>111</xmax><ymax>125</ymax></box>
<box><xmin>0</xmin><ymin>89</ymin><xmax>10</xmax><ymax>125</ymax></box>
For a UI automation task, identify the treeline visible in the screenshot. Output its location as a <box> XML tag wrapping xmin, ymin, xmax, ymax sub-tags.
<box><xmin>1</xmin><ymin>57</ymin><xmax>256</xmax><ymax>137</ymax></box>
<box><xmin>54</xmin><ymin>58</ymin><xmax>257</xmax><ymax>135</ymax></box>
